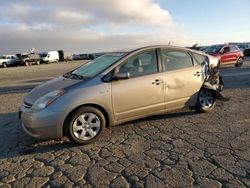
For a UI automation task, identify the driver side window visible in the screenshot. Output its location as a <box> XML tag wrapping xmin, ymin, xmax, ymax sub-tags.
<box><xmin>118</xmin><ymin>50</ymin><xmax>158</xmax><ymax>78</ymax></box>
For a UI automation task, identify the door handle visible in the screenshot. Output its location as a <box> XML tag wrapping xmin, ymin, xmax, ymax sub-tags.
<box><xmin>152</xmin><ymin>79</ymin><xmax>163</xmax><ymax>85</ymax></box>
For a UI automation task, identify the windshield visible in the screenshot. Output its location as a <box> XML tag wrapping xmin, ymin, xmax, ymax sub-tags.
<box><xmin>204</xmin><ymin>45</ymin><xmax>223</xmax><ymax>53</ymax></box>
<box><xmin>70</xmin><ymin>52</ymin><xmax>127</xmax><ymax>78</ymax></box>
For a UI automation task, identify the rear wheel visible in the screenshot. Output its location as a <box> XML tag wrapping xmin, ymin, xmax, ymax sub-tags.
<box><xmin>195</xmin><ymin>88</ymin><xmax>216</xmax><ymax>113</ymax></box>
<box><xmin>36</xmin><ymin>61</ymin><xmax>40</xmax><ymax>65</ymax></box>
<box><xmin>235</xmin><ymin>57</ymin><xmax>243</xmax><ymax>67</ymax></box>
<box><xmin>65</xmin><ymin>106</ymin><xmax>106</xmax><ymax>145</ymax></box>
<box><xmin>24</xmin><ymin>61</ymin><xmax>29</xmax><ymax>66</ymax></box>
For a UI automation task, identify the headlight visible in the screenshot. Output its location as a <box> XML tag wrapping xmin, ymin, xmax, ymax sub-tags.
<box><xmin>32</xmin><ymin>90</ymin><xmax>64</xmax><ymax>110</ymax></box>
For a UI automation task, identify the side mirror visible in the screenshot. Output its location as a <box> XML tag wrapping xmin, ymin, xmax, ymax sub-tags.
<box><xmin>114</xmin><ymin>72</ymin><xmax>130</xmax><ymax>80</ymax></box>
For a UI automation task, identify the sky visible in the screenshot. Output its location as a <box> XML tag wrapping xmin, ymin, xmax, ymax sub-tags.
<box><xmin>0</xmin><ymin>0</ymin><xmax>249</xmax><ymax>54</ymax></box>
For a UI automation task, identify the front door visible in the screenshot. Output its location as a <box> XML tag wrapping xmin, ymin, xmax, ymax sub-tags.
<box><xmin>111</xmin><ymin>50</ymin><xmax>165</xmax><ymax>121</ymax></box>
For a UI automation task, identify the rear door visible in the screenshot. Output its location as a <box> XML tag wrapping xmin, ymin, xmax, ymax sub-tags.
<box><xmin>229</xmin><ymin>45</ymin><xmax>240</xmax><ymax>62</ymax></box>
<box><xmin>161</xmin><ymin>49</ymin><xmax>204</xmax><ymax>109</ymax></box>
<box><xmin>111</xmin><ymin>49</ymin><xmax>165</xmax><ymax>121</ymax></box>
<box><xmin>220</xmin><ymin>46</ymin><xmax>231</xmax><ymax>63</ymax></box>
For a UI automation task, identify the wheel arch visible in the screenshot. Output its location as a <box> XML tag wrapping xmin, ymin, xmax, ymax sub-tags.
<box><xmin>202</xmin><ymin>84</ymin><xmax>229</xmax><ymax>101</ymax></box>
<box><xmin>62</xmin><ymin>103</ymin><xmax>111</xmax><ymax>137</ymax></box>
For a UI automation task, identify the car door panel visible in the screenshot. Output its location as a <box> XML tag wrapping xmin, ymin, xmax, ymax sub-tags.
<box><xmin>111</xmin><ymin>73</ymin><xmax>165</xmax><ymax>121</ymax></box>
<box><xmin>164</xmin><ymin>65</ymin><xmax>203</xmax><ymax>109</ymax></box>
<box><xmin>220</xmin><ymin>47</ymin><xmax>231</xmax><ymax>63</ymax></box>
<box><xmin>220</xmin><ymin>54</ymin><xmax>229</xmax><ymax>63</ymax></box>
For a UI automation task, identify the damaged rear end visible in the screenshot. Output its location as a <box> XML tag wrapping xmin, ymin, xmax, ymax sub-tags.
<box><xmin>203</xmin><ymin>55</ymin><xmax>229</xmax><ymax>101</ymax></box>
<box><xmin>190</xmin><ymin>50</ymin><xmax>228</xmax><ymax>113</ymax></box>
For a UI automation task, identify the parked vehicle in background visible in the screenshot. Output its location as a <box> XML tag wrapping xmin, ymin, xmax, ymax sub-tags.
<box><xmin>58</xmin><ymin>50</ymin><xmax>64</xmax><ymax>62</ymax></box>
<box><xmin>20</xmin><ymin>45</ymin><xmax>226</xmax><ymax>145</ymax></box>
<box><xmin>42</xmin><ymin>51</ymin><xmax>59</xmax><ymax>63</ymax></box>
<box><xmin>72</xmin><ymin>53</ymin><xmax>106</xmax><ymax>61</ymax></box>
<box><xmin>73</xmin><ymin>54</ymin><xmax>83</xmax><ymax>61</ymax></box>
<box><xmin>39</xmin><ymin>53</ymin><xmax>48</xmax><ymax>63</ymax></box>
<box><xmin>204</xmin><ymin>44</ymin><xmax>244</xmax><ymax>67</ymax></box>
<box><xmin>64</xmin><ymin>52</ymin><xmax>73</xmax><ymax>62</ymax></box>
<box><xmin>237</xmin><ymin>43</ymin><xmax>250</xmax><ymax>54</ymax></box>
<box><xmin>244</xmin><ymin>48</ymin><xmax>250</xmax><ymax>56</ymax></box>
<box><xmin>0</xmin><ymin>55</ymin><xmax>17</xmax><ymax>68</ymax></box>
<box><xmin>86</xmin><ymin>53</ymin><xmax>106</xmax><ymax>60</ymax></box>
<box><xmin>16</xmin><ymin>53</ymin><xmax>40</xmax><ymax>66</ymax></box>
<box><xmin>188</xmin><ymin>44</ymin><xmax>209</xmax><ymax>51</ymax></box>
<box><xmin>73</xmin><ymin>54</ymin><xmax>88</xmax><ymax>61</ymax></box>
<box><xmin>87</xmin><ymin>54</ymin><xmax>95</xmax><ymax>60</ymax></box>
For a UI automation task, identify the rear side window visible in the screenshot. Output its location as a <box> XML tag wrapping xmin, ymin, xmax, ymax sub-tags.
<box><xmin>162</xmin><ymin>50</ymin><xmax>193</xmax><ymax>71</ymax></box>
<box><xmin>192</xmin><ymin>53</ymin><xmax>208</xmax><ymax>65</ymax></box>
<box><xmin>230</xmin><ymin>46</ymin><xmax>238</xmax><ymax>52</ymax></box>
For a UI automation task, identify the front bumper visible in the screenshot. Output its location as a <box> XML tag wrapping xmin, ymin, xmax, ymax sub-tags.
<box><xmin>20</xmin><ymin>106</ymin><xmax>65</xmax><ymax>140</ymax></box>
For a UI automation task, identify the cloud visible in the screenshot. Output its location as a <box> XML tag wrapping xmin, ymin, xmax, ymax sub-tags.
<box><xmin>0</xmin><ymin>0</ymin><xmax>190</xmax><ymax>54</ymax></box>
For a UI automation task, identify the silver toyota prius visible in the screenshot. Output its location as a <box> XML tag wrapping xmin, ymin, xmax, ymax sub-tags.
<box><xmin>20</xmin><ymin>45</ymin><xmax>226</xmax><ymax>144</ymax></box>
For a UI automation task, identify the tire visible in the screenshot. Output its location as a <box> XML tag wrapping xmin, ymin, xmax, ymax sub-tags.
<box><xmin>195</xmin><ymin>88</ymin><xmax>216</xmax><ymax>113</ymax></box>
<box><xmin>36</xmin><ymin>61</ymin><xmax>40</xmax><ymax>65</ymax></box>
<box><xmin>65</xmin><ymin>106</ymin><xmax>106</xmax><ymax>145</ymax></box>
<box><xmin>24</xmin><ymin>61</ymin><xmax>29</xmax><ymax>66</ymax></box>
<box><xmin>235</xmin><ymin>57</ymin><xmax>243</xmax><ymax>67</ymax></box>
<box><xmin>2</xmin><ymin>62</ymin><xmax>7</xmax><ymax>68</ymax></box>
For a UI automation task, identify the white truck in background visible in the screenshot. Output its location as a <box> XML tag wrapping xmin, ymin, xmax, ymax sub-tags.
<box><xmin>43</xmin><ymin>51</ymin><xmax>59</xmax><ymax>63</ymax></box>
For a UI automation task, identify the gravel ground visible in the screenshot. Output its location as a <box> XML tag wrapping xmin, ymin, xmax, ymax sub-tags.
<box><xmin>0</xmin><ymin>88</ymin><xmax>249</xmax><ymax>187</ymax></box>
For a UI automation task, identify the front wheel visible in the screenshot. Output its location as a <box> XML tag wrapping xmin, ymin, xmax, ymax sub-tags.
<box><xmin>235</xmin><ymin>57</ymin><xmax>243</xmax><ymax>67</ymax></box>
<box><xmin>195</xmin><ymin>88</ymin><xmax>216</xmax><ymax>113</ymax></box>
<box><xmin>2</xmin><ymin>62</ymin><xmax>7</xmax><ymax>68</ymax></box>
<box><xmin>65</xmin><ymin>106</ymin><xmax>106</xmax><ymax>145</ymax></box>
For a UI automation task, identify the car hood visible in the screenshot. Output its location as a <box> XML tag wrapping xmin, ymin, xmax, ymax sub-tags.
<box><xmin>24</xmin><ymin>76</ymin><xmax>81</xmax><ymax>105</ymax></box>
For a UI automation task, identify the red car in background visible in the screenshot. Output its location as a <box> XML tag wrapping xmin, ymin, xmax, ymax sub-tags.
<box><xmin>204</xmin><ymin>44</ymin><xmax>244</xmax><ymax>67</ymax></box>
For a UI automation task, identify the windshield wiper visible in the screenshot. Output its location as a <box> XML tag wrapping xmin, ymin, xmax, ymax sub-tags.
<box><xmin>70</xmin><ymin>73</ymin><xmax>85</xmax><ymax>80</ymax></box>
<box><xmin>63</xmin><ymin>72</ymin><xmax>71</xmax><ymax>78</ymax></box>
<box><xmin>63</xmin><ymin>72</ymin><xmax>88</xmax><ymax>80</ymax></box>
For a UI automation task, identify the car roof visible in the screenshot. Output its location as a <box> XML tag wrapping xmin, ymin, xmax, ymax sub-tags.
<box><xmin>112</xmin><ymin>45</ymin><xmax>199</xmax><ymax>54</ymax></box>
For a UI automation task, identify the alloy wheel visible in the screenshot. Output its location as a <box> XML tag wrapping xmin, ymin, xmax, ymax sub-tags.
<box><xmin>72</xmin><ymin>113</ymin><xmax>101</xmax><ymax>141</ymax></box>
<box><xmin>199</xmin><ymin>89</ymin><xmax>214</xmax><ymax>108</ymax></box>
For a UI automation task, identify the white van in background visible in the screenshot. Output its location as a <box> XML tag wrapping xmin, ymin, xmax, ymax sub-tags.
<box><xmin>43</xmin><ymin>51</ymin><xmax>59</xmax><ymax>63</ymax></box>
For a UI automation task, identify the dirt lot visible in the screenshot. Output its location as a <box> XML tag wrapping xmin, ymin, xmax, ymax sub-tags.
<box><xmin>0</xmin><ymin>60</ymin><xmax>250</xmax><ymax>187</ymax></box>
